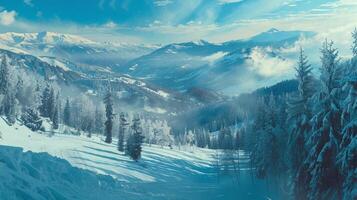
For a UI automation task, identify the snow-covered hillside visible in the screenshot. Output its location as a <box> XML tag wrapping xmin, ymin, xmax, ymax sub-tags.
<box><xmin>0</xmin><ymin>118</ymin><xmax>277</xmax><ymax>200</ymax></box>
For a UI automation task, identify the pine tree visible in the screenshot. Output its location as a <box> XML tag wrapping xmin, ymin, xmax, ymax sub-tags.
<box><xmin>103</xmin><ymin>88</ymin><xmax>114</xmax><ymax>143</ymax></box>
<box><xmin>248</xmin><ymin>98</ymin><xmax>266</xmax><ymax>176</ymax></box>
<box><xmin>52</xmin><ymin>92</ymin><xmax>60</xmax><ymax>130</ymax></box>
<box><xmin>3</xmin><ymin>91</ymin><xmax>16</xmax><ymax>124</ymax></box>
<box><xmin>287</xmin><ymin>47</ymin><xmax>316</xmax><ymax>192</ymax></box>
<box><xmin>299</xmin><ymin>40</ymin><xmax>343</xmax><ymax>200</ymax></box>
<box><xmin>21</xmin><ymin>107</ymin><xmax>43</xmax><ymax>131</ymax></box>
<box><xmin>48</xmin><ymin>87</ymin><xmax>55</xmax><ymax>121</ymax></box>
<box><xmin>33</xmin><ymin>81</ymin><xmax>42</xmax><ymax>109</ymax></box>
<box><xmin>126</xmin><ymin>115</ymin><xmax>144</xmax><ymax>161</ymax></box>
<box><xmin>0</xmin><ymin>55</ymin><xmax>10</xmax><ymax>96</ymax></box>
<box><xmin>15</xmin><ymin>76</ymin><xmax>25</xmax><ymax>106</ymax></box>
<box><xmin>351</xmin><ymin>28</ymin><xmax>357</xmax><ymax>73</ymax></box>
<box><xmin>0</xmin><ymin>55</ymin><xmax>11</xmax><ymax>117</ymax></box>
<box><xmin>352</xmin><ymin>28</ymin><xmax>357</xmax><ymax>57</ymax></box>
<box><xmin>94</xmin><ymin>107</ymin><xmax>104</xmax><ymax>135</ymax></box>
<box><xmin>204</xmin><ymin>130</ymin><xmax>211</xmax><ymax>148</ymax></box>
<box><xmin>39</xmin><ymin>84</ymin><xmax>51</xmax><ymax>118</ymax></box>
<box><xmin>337</xmin><ymin>74</ymin><xmax>357</xmax><ymax>200</ymax></box>
<box><xmin>336</xmin><ymin>31</ymin><xmax>357</xmax><ymax>200</ymax></box>
<box><xmin>63</xmin><ymin>98</ymin><xmax>71</xmax><ymax>126</ymax></box>
<box><xmin>118</xmin><ymin>112</ymin><xmax>128</xmax><ymax>152</ymax></box>
<box><xmin>263</xmin><ymin>94</ymin><xmax>279</xmax><ymax>177</ymax></box>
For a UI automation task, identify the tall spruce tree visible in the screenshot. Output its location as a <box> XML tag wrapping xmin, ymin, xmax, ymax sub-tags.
<box><xmin>48</xmin><ymin>87</ymin><xmax>55</xmax><ymax>121</ymax></box>
<box><xmin>15</xmin><ymin>76</ymin><xmax>25</xmax><ymax>106</ymax></box>
<box><xmin>0</xmin><ymin>55</ymin><xmax>9</xmax><ymax>96</ymax></box>
<box><xmin>336</xmin><ymin>30</ymin><xmax>357</xmax><ymax>200</ymax></box>
<box><xmin>352</xmin><ymin>28</ymin><xmax>357</xmax><ymax>57</ymax></box>
<box><xmin>337</xmin><ymin>73</ymin><xmax>357</xmax><ymax>200</ymax></box>
<box><xmin>118</xmin><ymin>112</ymin><xmax>128</xmax><ymax>152</ymax></box>
<box><xmin>39</xmin><ymin>84</ymin><xmax>51</xmax><ymax>118</ymax></box>
<box><xmin>63</xmin><ymin>98</ymin><xmax>71</xmax><ymax>126</ymax></box>
<box><xmin>287</xmin><ymin>47</ymin><xmax>315</xmax><ymax>191</ymax></box>
<box><xmin>0</xmin><ymin>55</ymin><xmax>10</xmax><ymax>117</ymax></box>
<box><xmin>104</xmin><ymin>88</ymin><xmax>114</xmax><ymax>143</ymax></box>
<box><xmin>94</xmin><ymin>107</ymin><xmax>104</xmax><ymax>135</ymax></box>
<box><xmin>299</xmin><ymin>40</ymin><xmax>343</xmax><ymax>200</ymax></box>
<box><xmin>126</xmin><ymin>115</ymin><xmax>144</xmax><ymax>161</ymax></box>
<box><xmin>52</xmin><ymin>92</ymin><xmax>60</xmax><ymax>130</ymax></box>
<box><xmin>3</xmin><ymin>91</ymin><xmax>16</xmax><ymax>124</ymax></box>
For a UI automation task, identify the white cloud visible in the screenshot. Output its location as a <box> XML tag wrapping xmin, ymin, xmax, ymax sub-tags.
<box><xmin>217</xmin><ymin>0</ymin><xmax>244</xmax><ymax>5</ymax></box>
<box><xmin>247</xmin><ymin>47</ymin><xmax>294</xmax><ymax>77</ymax></box>
<box><xmin>0</xmin><ymin>10</ymin><xmax>16</xmax><ymax>26</ymax></box>
<box><xmin>103</xmin><ymin>21</ymin><xmax>117</xmax><ymax>28</ymax></box>
<box><xmin>154</xmin><ymin>0</ymin><xmax>173</xmax><ymax>7</ymax></box>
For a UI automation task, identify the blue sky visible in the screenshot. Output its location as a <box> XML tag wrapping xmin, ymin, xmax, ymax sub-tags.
<box><xmin>0</xmin><ymin>0</ymin><xmax>356</xmax><ymax>44</ymax></box>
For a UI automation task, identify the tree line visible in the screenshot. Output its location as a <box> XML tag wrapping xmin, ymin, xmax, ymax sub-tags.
<box><xmin>243</xmin><ymin>29</ymin><xmax>357</xmax><ymax>200</ymax></box>
<box><xmin>0</xmin><ymin>57</ymin><xmax>174</xmax><ymax>161</ymax></box>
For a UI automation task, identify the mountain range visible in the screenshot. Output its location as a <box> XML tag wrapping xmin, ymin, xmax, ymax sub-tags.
<box><xmin>0</xmin><ymin>28</ymin><xmax>315</xmax><ymax>114</ymax></box>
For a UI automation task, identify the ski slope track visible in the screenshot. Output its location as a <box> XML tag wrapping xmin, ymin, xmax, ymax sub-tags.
<box><xmin>0</xmin><ymin>119</ymin><xmax>277</xmax><ymax>200</ymax></box>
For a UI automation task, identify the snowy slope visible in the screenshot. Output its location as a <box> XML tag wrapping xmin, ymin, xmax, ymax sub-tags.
<box><xmin>0</xmin><ymin>146</ymin><xmax>130</xmax><ymax>200</ymax></box>
<box><xmin>0</xmin><ymin>118</ymin><xmax>278</xmax><ymax>200</ymax></box>
<box><xmin>0</xmin><ymin>119</ymin><xmax>212</xmax><ymax>183</ymax></box>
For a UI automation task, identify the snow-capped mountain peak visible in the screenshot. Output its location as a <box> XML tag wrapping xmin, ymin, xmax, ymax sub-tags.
<box><xmin>0</xmin><ymin>31</ymin><xmax>97</xmax><ymax>45</ymax></box>
<box><xmin>248</xmin><ymin>28</ymin><xmax>315</xmax><ymax>43</ymax></box>
<box><xmin>266</xmin><ymin>28</ymin><xmax>280</xmax><ymax>33</ymax></box>
<box><xmin>192</xmin><ymin>39</ymin><xmax>210</xmax><ymax>46</ymax></box>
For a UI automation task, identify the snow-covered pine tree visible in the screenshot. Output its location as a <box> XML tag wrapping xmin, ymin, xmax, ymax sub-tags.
<box><xmin>287</xmin><ymin>47</ymin><xmax>316</xmax><ymax>192</ymax></box>
<box><xmin>32</xmin><ymin>81</ymin><xmax>42</xmax><ymax>110</ymax></box>
<box><xmin>352</xmin><ymin>28</ymin><xmax>357</xmax><ymax>57</ymax></box>
<box><xmin>3</xmin><ymin>91</ymin><xmax>16</xmax><ymax>124</ymax></box>
<box><xmin>185</xmin><ymin>130</ymin><xmax>195</xmax><ymax>147</ymax></box>
<box><xmin>248</xmin><ymin>98</ymin><xmax>266</xmax><ymax>176</ymax></box>
<box><xmin>15</xmin><ymin>76</ymin><xmax>25</xmax><ymax>107</ymax></box>
<box><xmin>195</xmin><ymin>129</ymin><xmax>205</xmax><ymax>148</ymax></box>
<box><xmin>21</xmin><ymin>107</ymin><xmax>43</xmax><ymax>131</ymax></box>
<box><xmin>336</xmin><ymin>31</ymin><xmax>357</xmax><ymax>200</ymax></box>
<box><xmin>118</xmin><ymin>112</ymin><xmax>128</xmax><ymax>152</ymax></box>
<box><xmin>48</xmin><ymin>87</ymin><xmax>55</xmax><ymax>122</ymax></box>
<box><xmin>300</xmin><ymin>40</ymin><xmax>343</xmax><ymax>200</ymax></box>
<box><xmin>337</xmin><ymin>73</ymin><xmax>357</xmax><ymax>200</ymax></box>
<box><xmin>94</xmin><ymin>106</ymin><xmax>104</xmax><ymax>135</ymax></box>
<box><xmin>0</xmin><ymin>55</ymin><xmax>11</xmax><ymax>118</ymax></box>
<box><xmin>39</xmin><ymin>84</ymin><xmax>51</xmax><ymax>118</ymax></box>
<box><xmin>0</xmin><ymin>55</ymin><xmax>10</xmax><ymax>96</ymax></box>
<box><xmin>126</xmin><ymin>115</ymin><xmax>144</xmax><ymax>161</ymax></box>
<box><xmin>103</xmin><ymin>88</ymin><xmax>114</xmax><ymax>143</ymax></box>
<box><xmin>262</xmin><ymin>94</ymin><xmax>280</xmax><ymax>178</ymax></box>
<box><xmin>63</xmin><ymin>98</ymin><xmax>71</xmax><ymax>126</ymax></box>
<box><xmin>218</xmin><ymin>127</ymin><xmax>227</xmax><ymax>149</ymax></box>
<box><xmin>204</xmin><ymin>130</ymin><xmax>211</xmax><ymax>149</ymax></box>
<box><xmin>52</xmin><ymin>92</ymin><xmax>60</xmax><ymax>130</ymax></box>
